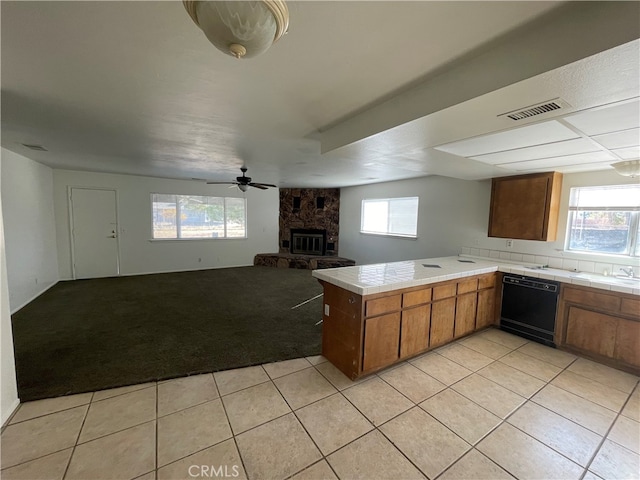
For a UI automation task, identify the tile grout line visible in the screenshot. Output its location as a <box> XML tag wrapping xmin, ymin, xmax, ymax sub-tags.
<box><xmin>323</xmin><ymin>367</ymin><xmax>468</xmax><ymax>480</ymax></box>
<box><xmin>433</xmin><ymin>348</ymin><xmax>582</xmax><ymax>480</ymax></box>
<box><xmin>5</xmin><ymin>400</ymin><xmax>93</xmax><ymax>427</ymax></box>
<box><xmin>61</xmin><ymin>392</ymin><xmax>93</xmax><ymax>480</ymax></box>
<box><xmin>478</xmin><ymin>355</ymin><xmax>593</xmax><ymax>479</ymax></box>
<box><xmin>214</xmin><ymin>373</ymin><xmax>250</xmax><ymax>480</ymax></box>
<box><xmin>1</xmin><ymin>397</ymin><xmax>96</xmax><ymax>475</ymax></box>
<box><xmin>277</xmin><ymin>362</ymin><xmax>429</xmax><ymax>480</ymax></box>
<box><xmin>578</xmin><ymin>379</ymin><xmax>640</xmax><ymax>480</ymax></box>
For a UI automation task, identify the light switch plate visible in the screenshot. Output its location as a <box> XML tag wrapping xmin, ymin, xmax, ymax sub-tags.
<box><xmin>324</xmin><ymin>304</ymin><xmax>330</xmax><ymax>316</ymax></box>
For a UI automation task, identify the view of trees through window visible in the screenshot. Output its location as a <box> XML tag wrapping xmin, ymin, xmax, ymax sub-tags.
<box><xmin>152</xmin><ymin>194</ymin><xmax>246</xmax><ymax>239</ymax></box>
<box><xmin>567</xmin><ymin>185</ymin><xmax>640</xmax><ymax>257</ymax></box>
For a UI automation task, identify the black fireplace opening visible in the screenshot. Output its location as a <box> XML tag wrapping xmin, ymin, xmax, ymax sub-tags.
<box><xmin>290</xmin><ymin>229</ymin><xmax>327</xmax><ymax>256</ymax></box>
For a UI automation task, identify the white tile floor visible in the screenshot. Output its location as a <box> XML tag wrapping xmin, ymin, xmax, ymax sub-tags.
<box><xmin>1</xmin><ymin>328</ymin><xmax>639</xmax><ymax>480</ymax></box>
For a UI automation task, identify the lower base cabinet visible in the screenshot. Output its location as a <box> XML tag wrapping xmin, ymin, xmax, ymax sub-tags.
<box><xmin>558</xmin><ymin>285</ymin><xmax>640</xmax><ymax>374</ymax></box>
<box><xmin>400</xmin><ymin>305</ymin><xmax>430</xmax><ymax>359</ymax></box>
<box><xmin>320</xmin><ymin>273</ymin><xmax>497</xmax><ymax>379</ymax></box>
<box><xmin>614</xmin><ymin>318</ymin><xmax>640</xmax><ymax>367</ymax></box>
<box><xmin>476</xmin><ymin>289</ymin><xmax>496</xmax><ymax>329</ymax></box>
<box><xmin>565</xmin><ymin>307</ymin><xmax>617</xmax><ymax>358</ymax></box>
<box><xmin>362</xmin><ymin>313</ymin><xmax>400</xmax><ymax>372</ymax></box>
<box><xmin>454</xmin><ymin>293</ymin><xmax>478</xmax><ymax>338</ymax></box>
<box><xmin>430</xmin><ymin>298</ymin><xmax>456</xmax><ymax>348</ymax></box>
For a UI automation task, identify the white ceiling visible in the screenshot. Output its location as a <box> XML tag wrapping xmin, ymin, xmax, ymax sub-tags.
<box><xmin>1</xmin><ymin>1</ymin><xmax>639</xmax><ymax>188</ymax></box>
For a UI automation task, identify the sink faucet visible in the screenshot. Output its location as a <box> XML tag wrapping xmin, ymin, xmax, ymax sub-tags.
<box><xmin>619</xmin><ymin>266</ymin><xmax>635</xmax><ymax>278</ymax></box>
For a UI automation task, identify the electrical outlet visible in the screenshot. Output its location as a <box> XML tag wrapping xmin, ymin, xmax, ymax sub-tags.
<box><xmin>506</xmin><ymin>239</ymin><xmax>514</xmax><ymax>249</ymax></box>
<box><xmin>324</xmin><ymin>304</ymin><xmax>330</xmax><ymax>316</ymax></box>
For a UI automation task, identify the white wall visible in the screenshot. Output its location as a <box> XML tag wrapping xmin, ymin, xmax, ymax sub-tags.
<box><xmin>1</xmin><ymin>148</ymin><xmax>59</xmax><ymax>312</ymax></box>
<box><xmin>339</xmin><ymin>175</ymin><xmax>489</xmax><ymax>264</ymax></box>
<box><xmin>0</xmin><ymin>159</ymin><xmax>20</xmax><ymax>425</ymax></box>
<box><xmin>468</xmin><ymin>170</ymin><xmax>640</xmax><ymax>271</ymax></box>
<box><xmin>53</xmin><ymin>169</ymin><xmax>279</xmax><ymax>279</ymax></box>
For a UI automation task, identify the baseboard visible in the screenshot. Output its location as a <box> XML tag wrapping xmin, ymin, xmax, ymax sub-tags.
<box><xmin>10</xmin><ymin>281</ymin><xmax>59</xmax><ymax>315</ymax></box>
<box><xmin>1</xmin><ymin>398</ymin><xmax>20</xmax><ymax>427</ymax></box>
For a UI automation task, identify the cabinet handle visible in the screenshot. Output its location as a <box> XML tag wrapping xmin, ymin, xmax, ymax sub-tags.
<box><xmin>348</xmin><ymin>296</ymin><xmax>356</xmax><ymax>304</ymax></box>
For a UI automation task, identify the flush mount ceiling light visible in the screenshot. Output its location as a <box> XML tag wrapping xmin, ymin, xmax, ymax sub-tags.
<box><xmin>612</xmin><ymin>160</ymin><xmax>640</xmax><ymax>177</ymax></box>
<box><xmin>183</xmin><ymin>1</ymin><xmax>289</xmax><ymax>59</ymax></box>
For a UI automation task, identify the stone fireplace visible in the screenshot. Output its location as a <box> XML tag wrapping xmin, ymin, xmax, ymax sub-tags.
<box><xmin>254</xmin><ymin>188</ymin><xmax>355</xmax><ymax>269</ymax></box>
<box><xmin>279</xmin><ymin>188</ymin><xmax>340</xmax><ymax>256</ymax></box>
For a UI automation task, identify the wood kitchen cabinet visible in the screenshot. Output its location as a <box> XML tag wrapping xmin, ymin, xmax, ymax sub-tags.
<box><xmin>430</xmin><ymin>298</ymin><xmax>456</xmax><ymax>347</ymax></box>
<box><xmin>488</xmin><ymin>172</ymin><xmax>562</xmax><ymax>241</ymax></box>
<box><xmin>320</xmin><ymin>272</ymin><xmax>498</xmax><ymax>379</ymax></box>
<box><xmin>363</xmin><ymin>313</ymin><xmax>400</xmax><ymax>371</ymax></box>
<box><xmin>400</xmin><ymin>304</ymin><xmax>431</xmax><ymax>359</ymax></box>
<box><xmin>557</xmin><ymin>285</ymin><xmax>640</xmax><ymax>375</ymax></box>
<box><xmin>454</xmin><ymin>293</ymin><xmax>477</xmax><ymax>338</ymax></box>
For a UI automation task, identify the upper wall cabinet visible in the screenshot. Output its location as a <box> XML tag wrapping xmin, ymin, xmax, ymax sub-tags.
<box><xmin>488</xmin><ymin>172</ymin><xmax>563</xmax><ymax>241</ymax></box>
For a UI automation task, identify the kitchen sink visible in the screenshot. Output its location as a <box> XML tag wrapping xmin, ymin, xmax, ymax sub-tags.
<box><xmin>569</xmin><ymin>272</ymin><xmax>640</xmax><ymax>288</ymax></box>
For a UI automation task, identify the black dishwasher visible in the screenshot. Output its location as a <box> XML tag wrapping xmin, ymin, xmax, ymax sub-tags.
<box><xmin>500</xmin><ymin>274</ymin><xmax>560</xmax><ymax>347</ymax></box>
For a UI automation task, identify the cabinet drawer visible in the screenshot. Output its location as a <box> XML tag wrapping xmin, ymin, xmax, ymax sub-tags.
<box><xmin>365</xmin><ymin>295</ymin><xmax>401</xmax><ymax>317</ymax></box>
<box><xmin>433</xmin><ymin>283</ymin><xmax>457</xmax><ymax>300</ymax></box>
<box><xmin>457</xmin><ymin>278</ymin><xmax>478</xmax><ymax>294</ymax></box>
<box><xmin>563</xmin><ymin>287</ymin><xmax>621</xmax><ymax>312</ymax></box>
<box><xmin>403</xmin><ymin>288</ymin><xmax>432</xmax><ymax>308</ymax></box>
<box><xmin>621</xmin><ymin>298</ymin><xmax>640</xmax><ymax>319</ymax></box>
<box><xmin>478</xmin><ymin>274</ymin><xmax>496</xmax><ymax>289</ymax></box>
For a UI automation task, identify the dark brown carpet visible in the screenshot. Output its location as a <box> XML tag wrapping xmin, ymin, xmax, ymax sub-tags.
<box><xmin>11</xmin><ymin>266</ymin><xmax>323</xmax><ymax>401</ymax></box>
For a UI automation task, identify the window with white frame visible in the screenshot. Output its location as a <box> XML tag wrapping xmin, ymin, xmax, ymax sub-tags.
<box><xmin>361</xmin><ymin>197</ymin><xmax>419</xmax><ymax>238</ymax></box>
<box><xmin>151</xmin><ymin>194</ymin><xmax>246</xmax><ymax>239</ymax></box>
<box><xmin>566</xmin><ymin>184</ymin><xmax>640</xmax><ymax>257</ymax></box>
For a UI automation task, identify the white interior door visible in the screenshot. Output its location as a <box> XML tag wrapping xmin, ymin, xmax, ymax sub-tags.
<box><xmin>70</xmin><ymin>188</ymin><xmax>120</xmax><ymax>279</ymax></box>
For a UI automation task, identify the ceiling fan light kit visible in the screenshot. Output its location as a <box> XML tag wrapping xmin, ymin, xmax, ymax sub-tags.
<box><xmin>183</xmin><ymin>0</ymin><xmax>289</xmax><ymax>59</ymax></box>
<box><xmin>611</xmin><ymin>160</ymin><xmax>640</xmax><ymax>178</ymax></box>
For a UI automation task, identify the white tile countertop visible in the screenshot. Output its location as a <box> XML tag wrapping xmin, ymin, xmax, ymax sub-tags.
<box><xmin>311</xmin><ymin>255</ymin><xmax>640</xmax><ymax>296</ymax></box>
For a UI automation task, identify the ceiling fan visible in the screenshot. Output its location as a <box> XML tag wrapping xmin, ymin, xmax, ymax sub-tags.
<box><xmin>207</xmin><ymin>167</ymin><xmax>277</xmax><ymax>192</ymax></box>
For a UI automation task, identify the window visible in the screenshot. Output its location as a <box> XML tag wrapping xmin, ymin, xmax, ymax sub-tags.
<box><xmin>566</xmin><ymin>184</ymin><xmax>640</xmax><ymax>257</ymax></box>
<box><xmin>151</xmin><ymin>194</ymin><xmax>246</xmax><ymax>239</ymax></box>
<box><xmin>361</xmin><ymin>197</ymin><xmax>419</xmax><ymax>238</ymax></box>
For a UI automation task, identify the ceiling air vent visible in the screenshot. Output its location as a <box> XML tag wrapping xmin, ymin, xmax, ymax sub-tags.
<box><xmin>21</xmin><ymin>144</ymin><xmax>48</xmax><ymax>151</ymax></box>
<box><xmin>498</xmin><ymin>98</ymin><xmax>570</xmax><ymax>121</ymax></box>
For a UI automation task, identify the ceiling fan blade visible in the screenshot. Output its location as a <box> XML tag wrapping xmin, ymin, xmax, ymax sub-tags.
<box><xmin>206</xmin><ymin>181</ymin><xmax>239</xmax><ymax>185</ymax></box>
<box><xmin>250</xmin><ymin>182</ymin><xmax>277</xmax><ymax>189</ymax></box>
<box><xmin>249</xmin><ymin>183</ymin><xmax>269</xmax><ymax>190</ymax></box>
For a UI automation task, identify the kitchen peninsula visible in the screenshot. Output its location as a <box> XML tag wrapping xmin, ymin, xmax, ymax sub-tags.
<box><xmin>312</xmin><ymin>256</ymin><xmax>640</xmax><ymax>379</ymax></box>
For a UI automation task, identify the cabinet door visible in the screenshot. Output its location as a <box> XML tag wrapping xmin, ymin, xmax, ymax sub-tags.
<box><xmin>430</xmin><ymin>298</ymin><xmax>455</xmax><ymax>348</ymax></box>
<box><xmin>454</xmin><ymin>293</ymin><xmax>477</xmax><ymax>338</ymax></box>
<box><xmin>400</xmin><ymin>305</ymin><xmax>431</xmax><ymax>359</ymax></box>
<box><xmin>362</xmin><ymin>313</ymin><xmax>400</xmax><ymax>372</ymax></box>
<box><xmin>488</xmin><ymin>172</ymin><xmax>561</xmax><ymax>241</ymax></box>
<box><xmin>614</xmin><ymin>319</ymin><xmax>640</xmax><ymax>367</ymax></box>
<box><xmin>476</xmin><ymin>288</ymin><xmax>495</xmax><ymax>329</ymax></box>
<box><xmin>565</xmin><ymin>306</ymin><xmax>617</xmax><ymax>358</ymax></box>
